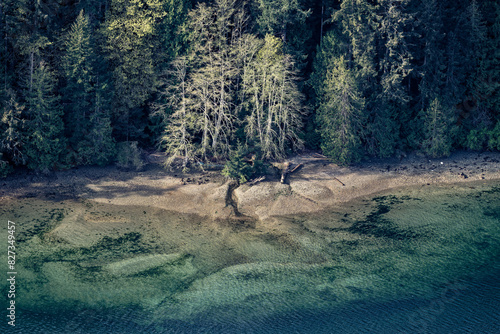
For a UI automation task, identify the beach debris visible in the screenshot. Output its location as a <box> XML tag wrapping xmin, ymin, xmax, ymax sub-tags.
<box><xmin>313</xmin><ymin>153</ymin><xmax>328</xmax><ymax>159</ymax></box>
<box><xmin>280</xmin><ymin>162</ymin><xmax>303</xmax><ymax>184</ymax></box>
<box><xmin>281</xmin><ymin>162</ymin><xmax>290</xmax><ymax>183</ymax></box>
<box><xmin>290</xmin><ymin>163</ymin><xmax>303</xmax><ymax>174</ymax></box>
<box><xmin>249</xmin><ymin>176</ymin><xmax>265</xmax><ymax>186</ymax></box>
<box><xmin>333</xmin><ymin>177</ymin><xmax>345</xmax><ymax>186</ymax></box>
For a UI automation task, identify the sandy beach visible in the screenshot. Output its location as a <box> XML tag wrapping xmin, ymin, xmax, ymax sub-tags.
<box><xmin>1</xmin><ymin>150</ymin><xmax>500</xmax><ymax>221</ymax></box>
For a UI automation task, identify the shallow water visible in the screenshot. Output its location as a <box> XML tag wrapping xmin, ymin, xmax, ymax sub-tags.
<box><xmin>1</xmin><ymin>181</ymin><xmax>499</xmax><ymax>333</ymax></box>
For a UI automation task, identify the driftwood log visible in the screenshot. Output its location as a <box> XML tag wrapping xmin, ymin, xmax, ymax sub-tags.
<box><xmin>280</xmin><ymin>162</ymin><xmax>303</xmax><ymax>184</ymax></box>
<box><xmin>333</xmin><ymin>177</ymin><xmax>345</xmax><ymax>186</ymax></box>
<box><xmin>249</xmin><ymin>176</ymin><xmax>265</xmax><ymax>186</ymax></box>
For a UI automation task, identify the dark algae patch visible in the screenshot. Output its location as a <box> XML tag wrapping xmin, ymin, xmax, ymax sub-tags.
<box><xmin>17</xmin><ymin>208</ymin><xmax>66</xmax><ymax>243</ymax></box>
<box><xmin>1</xmin><ymin>181</ymin><xmax>499</xmax><ymax>332</ymax></box>
<box><xmin>20</xmin><ymin>232</ymin><xmax>152</xmax><ymax>277</ymax></box>
<box><xmin>347</xmin><ymin>195</ymin><xmax>422</xmax><ymax>240</ymax></box>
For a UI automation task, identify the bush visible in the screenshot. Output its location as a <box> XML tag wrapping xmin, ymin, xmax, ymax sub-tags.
<box><xmin>488</xmin><ymin>122</ymin><xmax>500</xmax><ymax>151</ymax></box>
<box><xmin>222</xmin><ymin>144</ymin><xmax>264</xmax><ymax>184</ymax></box>
<box><xmin>0</xmin><ymin>153</ymin><xmax>12</xmax><ymax>178</ymax></box>
<box><xmin>466</xmin><ymin>128</ymin><xmax>488</xmax><ymax>151</ymax></box>
<box><xmin>116</xmin><ymin>141</ymin><xmax>144</xmax><ymax>171</ymax></box>
<box><xmin>77</xmin><ymin>139</ymin><xmax>116</xmax><ymax>166</ymax></box>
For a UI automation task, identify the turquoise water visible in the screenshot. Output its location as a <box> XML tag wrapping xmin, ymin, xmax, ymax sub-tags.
<box><xmin>1</xmin><ymin>181</ymin><xmax>499</xmax><ymax>333</ymax></box>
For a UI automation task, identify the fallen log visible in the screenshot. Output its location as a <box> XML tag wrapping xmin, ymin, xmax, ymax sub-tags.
<box><xmin>249</xmin><ymin>176</ymin><xmax>265</xmax><ymax>185</ymax></box>
<box><xmin>333</xmin><ymin>177</ymin><xmax>345</xmax><ymax>186</ymax></box>
<box><xmin>290</xmin><ymin>163</ymin><xmax>303</xmax><ymax>173</ymax></box>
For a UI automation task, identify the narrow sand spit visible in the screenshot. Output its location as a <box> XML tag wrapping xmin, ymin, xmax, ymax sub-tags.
<box><xmin>1</xmin><ymin>151</ymin><xmax>500</xmax><ymax>221</ymax></box>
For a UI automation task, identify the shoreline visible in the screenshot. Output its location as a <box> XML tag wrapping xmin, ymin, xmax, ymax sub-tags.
<box><xmin>1</xmin><ymin>150</ymin><xmax>500</xmax><ymax>221</ymax></box>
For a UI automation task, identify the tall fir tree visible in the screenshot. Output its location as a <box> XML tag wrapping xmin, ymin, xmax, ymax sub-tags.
<box><xmin>61</xmin><ymin>10</ymin><xmax>93</xmax><ymax>148</ymax></box>
<box><xmin>332</xmin><ymin>0</ymin><xmax>379</xmax><ymax>159</ymax></box>
<box><xmin>103</xmin><ymin>0</ymin><xmax>166</xmax><ymax>141</ymax></box>
<box><xmin>62</xmin><ymin>10</ymin><xmax>115</xmax><ymax>166</ymax></box>
<box><xmin>158</xmin><ymin>0</ymin><xmax>192</xmax><ymax>63</ymax></box>
<box><xmin>333</xmin><ymin>0</ymin><xmax>378</xmax><ymax>89</ymax></box>
<box><xmin>368</xmin><ymin>0</ymin><xmax>413</xmax><ymax>157</ymax></box>
<box><xmin>23</xmin><ymin>61</ymin><xmax>66</xmax><ymax>171</ymax></box>
<box><xmin>422</xmin><ymin>97</ymin><xmax>456</xmax><ymax>157</ymax></box>
<box><xmin>1</xmin><ymin>89</ymin><xmax>25</xmax><ymax>166</ymax></box>
<box><xmin>253</xmin><ymin>0</ymin><xmax>311</xmax><ymax>62</ymax></box>
<box><xmin>452</xmin><ymin>0</ymin><xmax>491</xmax><ymax>149</ymax></box>
<box><xmin>317</xmin><ymin>56</ymin><xmax>365</xmax><ymax>165</ymax></box>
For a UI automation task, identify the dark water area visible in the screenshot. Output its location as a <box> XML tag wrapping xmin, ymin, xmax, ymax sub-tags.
<box><xmin>1</xmin><ymin>181</ymin><xmax>499</xmax><ymax>333</ymax></box>
<box><xmin>6</xmin><ymin>269</ymin><xmax>500</xmax><ymax>334</ymax></box>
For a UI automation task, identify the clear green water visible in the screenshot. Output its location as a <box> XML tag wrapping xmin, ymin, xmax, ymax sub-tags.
<box><xmin>1</xmin><ymin>181</ymin><xmax>499</xmax><ymax>333</ymax></box>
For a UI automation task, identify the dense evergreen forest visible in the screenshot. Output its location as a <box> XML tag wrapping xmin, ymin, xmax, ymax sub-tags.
<box><xmin>1</xmin><ymin>0</ymin><xmax>499</xmax><ymax>176</ymax></box>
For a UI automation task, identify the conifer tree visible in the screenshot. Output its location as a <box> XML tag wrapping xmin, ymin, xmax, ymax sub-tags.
<box><xmin>333</xmin><ymin>0</ymin><xmax>379</xmax><ymax>158</ymax></box>
<box><xmin>12</xmin><ymin>0</ymin><xmax>54</xmax><ymax>94</ymax></box>
<box><xmin>422</xmin><ymin>97</ymin><xmax>456</xmax><ymax>157</ymax></box>
<box><xmin>24</xmin><ymin>61</ymin><xmax>66</xmax><ymax>171</ymax></box>
<box><xmin>453</xmin><ymin>0</ymin><xmax>491</xmax><ymax>149</ymax></box>
<box><xmin>333</xmin><ymin>0</ymin><xmax>378</xmax><ymax>88</ymax></box>
<box><xmin>1</xmin><ymin>90</ymin><xmax>25</xmax><ymax>165</ymax></box>
<box><xmin>317</xmin><ymin>56</ymin><xmax>365</xmax><ymax>165</ymax></box>
<box><xmin>486</xmin><ymin>1</ymin><xmax>500</xmax><ymax>148</ymax></box>
<box><xmin>368</xmin><ymin>0</ymin><xmax>413</xmax><ymax>157</ymax></box>
<box><xmin>62</xmin><ymin>10</ymin><xmax>115</xmax><ymax>166</ymax></box>
<box><xmin>222</xmin><ymin>142</ymin><xmax>253</xmax><ymax>184</ymax></box>
<box><xmin>310</xmin><ymin>29</ymin><xmax>347</xmax><ymax>102</ymax></box>
<box><xmin>159</xmin><ymin>0</ymin><xmax>192</xmax><ymax>63</ymax></box>
<box><xmin>104</xmin><ymin>0</ymin><xmax>166</xmax><ymax>141</ymax></box>
<box><xmin>488</xmin><ymin>2</ymin><xmax>500</xmax><ymax>120</ymax></box>
<box><xmin>61</xmin><ymin>10</ymin><xmax>93</xmax><ymax>147</ymax></box>
<box><xmin>253</xmin><ymin>0</ymin><xmax>311</xmax><ymax>61</ymax></box>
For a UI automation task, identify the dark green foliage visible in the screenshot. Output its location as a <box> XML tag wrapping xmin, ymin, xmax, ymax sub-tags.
<box><xmin>367</xmin><ymin>0</ymin><xmax>414</xmax><ymax>157</ymax></box>
<box><xmin>488</xmin><ymin>122</ymin><xmax>500</xmax><ymax>150</ymax></box>
<box><xmin>1</xmin><ymin>90</ymin><xmax>25</xmax><ymax>165</ymax></box>
<box><xmin>0</xmin><ymin>0</ymin><xmax>499</xmax><ymax>175</ymax></box>
<box><xmin>103</xmin><ymin>0</ymin><xmax>166</xmax><ymax>141</ymax></box>
<box><xmin>61</xmin><ymin>11</ymin><xmax>115</xmax><ymax>166</ymax></box>
<box><xmin>466</xmin><ymin>128</ymin><xmax>489</xmax><ymax>151</ymax></box>
<box><xmin>61</xmin><ymin>10</ymin><xmax>93</xmax><ymax>147</ymax></box>
<box><xmin>253</xmin><ymin>0</ymin><xmax>311</xmax><ymax>62</ymax></box>
<box><xmin>116</xmin><ymin>141</ymin><xmax>144</xmax><ymax>171</ymax></box>
<box><xmin>0</xmin><ymin>153</ymin><xmax>12</xmax><ymax>177</ymax></box>
<box><xmin>78</xmin><ymin>108</ymin><xmax>116</xmax><ymax>166</ymax></box>
<box><xmin>309</xmin><ymin>30</ymin><xmax>345</xmax><ymax>102</ymax></box>
<box><xmin>421</xmin><ymin>98</ymin><xmax>456</xmax><ymax>158</ymax></box>
<box><xmin>222</xmin><ymin>144</ymin><xmax>260</xmax><ymax>184</ymax></box>
<box><xmin>159</xmin><ymin>0</ymin><xmax>192</xmax><ymax>62</ymax></box>
<box><xmin>316</xmin><ymin>56</ymin><xmax>365</xmax><ymax>165</ymax></box>
<box><xmin>23</xmin><ymin>61</ymin><xmax>66</xmax><ymax>172</ymax></box>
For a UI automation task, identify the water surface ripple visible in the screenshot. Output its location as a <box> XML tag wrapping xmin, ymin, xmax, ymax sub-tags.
<box><xmin>1</xmin><ymin>181</ymin><xmax>499</xmax><ymax>333</ymax></box>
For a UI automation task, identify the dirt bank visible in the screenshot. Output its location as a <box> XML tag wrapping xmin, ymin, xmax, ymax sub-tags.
<box><xmin>1</xmin><ymin>151</ymin><xmax>500</xmax><ymax>221</ymax></box>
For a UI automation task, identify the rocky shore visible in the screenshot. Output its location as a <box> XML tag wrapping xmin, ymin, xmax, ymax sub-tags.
<box><xmin>1</xmin><ymin>151</ymin><xmax>500</xmax><ymax>221</ymax></box>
